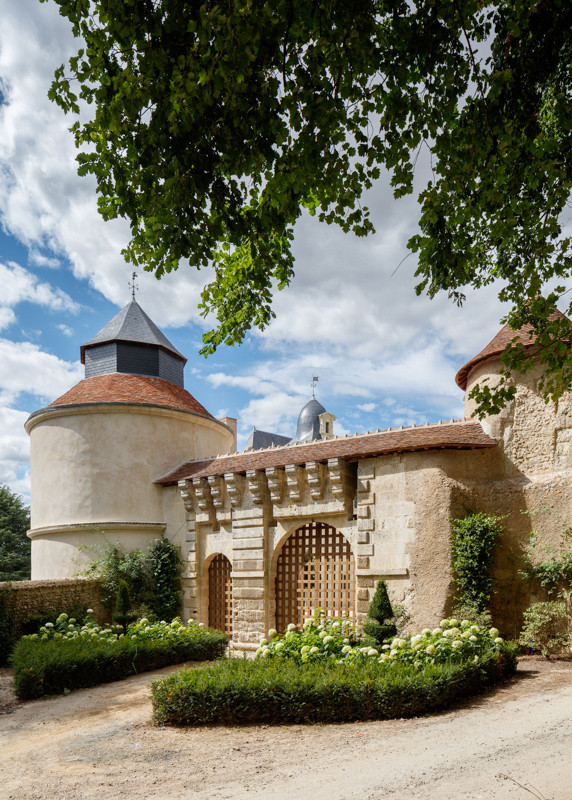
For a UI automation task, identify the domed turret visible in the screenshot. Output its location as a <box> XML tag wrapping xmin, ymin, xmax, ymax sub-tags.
<box><xmin>290</xmin><ymin>397</ymin><xmax>336</xmax><ymax>444</ymax></box>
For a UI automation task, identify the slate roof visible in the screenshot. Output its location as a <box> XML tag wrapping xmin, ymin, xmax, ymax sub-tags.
<box><xmin>39</xmin><ymin>374</ymin><xmax>213</xmax><ymax>418</ymax></box>
<box><xmin>80</xmin><ymin>301</ymin><xmax>186</xmax><ymax>364</ymax></box>
<box><xmin>290</xmin><ymin>397</ymin><xmax>327</xmax><ymax>443</ymax></box>
<box><xmin>456</xmin><ymin>309</ymin><xmax>572</xmax><ymax>390</ymax></box>
<box><xmin>156</xmin><ymin>418</ymin><xmax>496</xmax><ymax>485</ymax></box>
<box><xmin>243</xmin><ymin>429</ymin><xmax>292</xmax><ymax>451</ymax></box>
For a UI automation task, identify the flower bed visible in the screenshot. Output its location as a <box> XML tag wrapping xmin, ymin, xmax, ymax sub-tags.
<box><xmin>151</xmin><ymin>614</ymin><xmax>517</xmax><ymax>726</ymax></box>
<box><xmin>11</xmin><ymin>612</ymin><xmax>228</xmax><ymax>699</ymax></box>
<box><xmin>256</xmin><ymin>612</ymin><xmax>509</xmax><ymax>668</ymax></box>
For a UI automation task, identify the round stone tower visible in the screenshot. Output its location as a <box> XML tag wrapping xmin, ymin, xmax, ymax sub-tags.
<box><xmin>26</xmin><ymin>300</ymin><xmax>234</xmax><ymax>579</ymax></box>
<box><xmin>455</xmin><ymin>309</ymin><xmax>572</xmax><ymax>476</ymax></box>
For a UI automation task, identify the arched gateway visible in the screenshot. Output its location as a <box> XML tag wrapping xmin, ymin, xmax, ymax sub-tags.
<box><xmin>275</xmin><ymin>521</ymin><xmax>355</xmax><ymax>632</ymax></box>
<box><xmin>208</xmin><ymin>553</ymin><xmax>232</xmax><ymax>635</ymax></box>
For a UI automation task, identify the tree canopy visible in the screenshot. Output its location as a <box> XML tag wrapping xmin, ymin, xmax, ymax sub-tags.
<box><xmin>45</xmin><ymin>0</ymin><xmax>572</xmax><ymax>413</ymax></box>
<box><xmin>0</xmin><ymin>484</ymin><xmax>31</xmax><ymax>581</ymax></box>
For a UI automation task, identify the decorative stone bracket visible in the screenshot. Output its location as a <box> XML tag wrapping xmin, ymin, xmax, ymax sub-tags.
<box><xmin>180</xmin><ymin>457</ymin><xmax>356</xmax><ymax>526</ymax></box>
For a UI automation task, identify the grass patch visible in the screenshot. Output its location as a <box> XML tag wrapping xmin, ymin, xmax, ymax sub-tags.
<box><xmin>151</xmin><ymin>645</ymin><xmax>517</xmax><ymax>726</ymax></box>
<box><xmin>11</xmin><ymin>620</ymin><xmax>228</xmax><ymax>699</ymax></box>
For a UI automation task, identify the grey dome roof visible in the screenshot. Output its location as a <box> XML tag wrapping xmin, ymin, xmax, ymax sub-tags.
<box><xmin>289</xmin><ymin>397</ymin><xmax>327</xmax><ymax>444</ymax></box>
<box><xmin>80</xmin><ymin>300</ymin><xmax>185</xmax><ymax>364</ymax></box>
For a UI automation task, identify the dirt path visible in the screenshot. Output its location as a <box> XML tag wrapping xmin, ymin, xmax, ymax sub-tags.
<box><xmin>1</xmin><ymin>658</ymin><xmax>571</xmax><ymax>800</ymax></box>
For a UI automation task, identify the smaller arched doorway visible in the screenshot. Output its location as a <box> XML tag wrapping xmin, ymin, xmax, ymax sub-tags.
<box><xmin>275</xmin><ymin>521</ymin><xmax>355</xmax><ymax>632</ymax></box>
<box><xmin>208</xmin><ymin>553</ymin><xmax>232</xmax><ymax>635</ymax></box>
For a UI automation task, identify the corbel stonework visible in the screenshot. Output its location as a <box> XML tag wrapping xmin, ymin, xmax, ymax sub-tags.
<box><xmin>265</xmin><ymin>466</ymin><xmax>286</xmax><ymax>504</ymax></box>
<box><xmin>224</xmin><ymin>472</ymin><xmax>245</xmax><ymax>508</ymax></box>
<box><xmin>246</xmin><ymin>469</ymin><xmax>267</xmax><ymax>506</ymax></box>
<box><xmin>285</xmin><ymin>464</ymin><xmax>304</xmax><ymax>503</ymax></box>
<box><xmin>207</xmin><ymin>475</ymin><xmax>225</xmax><ymax>510</ymax></box>
<box><xmin>192</xmin><ymin>477</ymin><xmax>213</xmax><ymax>513</ymax></box>
<box><xmin>306</xmin><ymin>461</ymin><xmax>326</xmax><ymax>500</ymax></box>
<box><xmin>328</xmin><ymin>458</ymin><xmax>355</xmax><ymax>513</ymax></box>
<box><xmin>178</xmin><ymin>479</ymin><xmax>196</xmax><ymax>514</ymax></box>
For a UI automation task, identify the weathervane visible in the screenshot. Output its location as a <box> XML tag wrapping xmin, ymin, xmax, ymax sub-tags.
<box><xmin>128</xmin><ymin>271</ymin><xmax>139</xmax><ymax>301</ymax></box>
<box><xmin>311</xmin><ymin>376</ymin><xmax>319</xmax><ymax>397</ymax></box>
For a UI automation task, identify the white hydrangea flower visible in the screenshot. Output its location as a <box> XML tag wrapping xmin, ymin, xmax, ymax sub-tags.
<box><xmin>323</xmin><ymin>635</ymin><xmax>334</xmax><ymax>644</ymax></box>
<box><xmin>452</xmin><ymin>640</ymin><xmax>463</xmax><ymax>649</ymax></box>
<box><xmin>267</xmin><ymin>628</ymin><xmax>277</xmax><ymax>639</ymax></box>
<box><xmin>275</xmin><ymin>642</ymin><xmax>285</xmax><ymax>651</ymax></box>
<box><xmin>469</xmin><ymin>635</ymin><xmax>478</xmax><ymax>642</ymax></box>
<box><xmin>425</xmin><ymin>644</ymin><xmax>435</xmax><ymax>655</ymax></box>
<box><xmin>494</xmin><ymin>637</ymin><xmax>504</xmax><ymax>644</ymax></box>
<box><xmin>421</xmin><ymin>628</ymin><xmax>432</xmax><ymax>636</ymax></box>
<box><xmin>301</xmin><ymin>645</ymin><xmax>310</xmax><ymax>654</ymax></box>
<box><xmin>440</xmin><ymin>619</ymin><xmax>449</xmax><ymax>628</ymax></box>
<box><xmin>342</xmin><ymin>645</ymin><xmax>352</xmax><ymax>654</ymax></box>
<box><xmin>309</xmin><ymin>646</ymin><xmax>320</xmax><ymax>654</ymax></box>
<box><xmin>432</xmin><ymin>628</ymin><xmax>443</xmax><ymax>636</ymax></box>
<box><xmin>448</xmin><ymin>618</ymin><xmax>459</xmax><ymax>628</ymax></box>
<box><xmin>259</xmin><ymin>638</ymin><xmax>268</xmax><ymax>646</ymax></box>
<box><xmin>489</xmin><ymin>628</ymin><xmax>500</xmax><ymax>638</ymax></box>
<box><xmin>367</xmin><ymin>648</ymin><xmax>378</xmax><ymax>657</ymax></box>
<box><xmin>286</xmin><ymin>623</ymin><xmax>297</xmax><ymax>631</ymax></box>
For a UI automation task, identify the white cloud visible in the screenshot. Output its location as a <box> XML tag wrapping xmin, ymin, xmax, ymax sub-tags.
<box><xmin>57</xmin><ymin>323</ymin><xmax>74</xmax><ymax>337</ymax></box>
<box><xmin>0</xmin><ymin>261</ymin><xmax>79</xmax><ymax>313</ymax></box>
<box><xmin>357</xmin><ymin>403</ymin><xmax>376</xmax><ymax>413</ymax></box>
<box><xmin>0</xmin><ymin>338</ymin><xmax>82</xmax><ymax>404</ymax></box>
<box><xmin>0</xmin><ymin>308</ymin><xmax>16</xmax><ymax>330</ymax></box>
<box><xmin>0</xmin><ymin>406</ymin><xmax>31</xmax><ymax>498</ymax></box>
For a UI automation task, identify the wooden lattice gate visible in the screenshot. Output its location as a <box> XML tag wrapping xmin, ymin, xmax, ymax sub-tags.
<box><xmin>208</xmin><ymin>553</ymin><xmax>232</xmax><ymax>635</ymax></box>
<box><xmin>275</xmin><ymin>522</ymin><xmax>355</xmax><ymax>632</ymax></box>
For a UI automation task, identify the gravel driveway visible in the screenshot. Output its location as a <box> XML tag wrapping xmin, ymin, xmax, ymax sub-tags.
<box><xmin>1</xmin><ymin>657</ymin><xmax>571</xmax><ymax>800</ymax></box>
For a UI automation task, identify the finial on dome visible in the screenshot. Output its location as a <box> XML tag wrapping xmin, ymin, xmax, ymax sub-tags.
<box><xmin>311</xmin><ymin>376</ymin><xmax>319</xmax><ymax>398</ymax></box>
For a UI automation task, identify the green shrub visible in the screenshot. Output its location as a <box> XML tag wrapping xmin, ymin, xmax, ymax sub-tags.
<box><xmin>362</xmin><ymin>580</ymin><xmax>397</xmax><ymax>645</ymax></box>
<box><xmin>0</xmin><ymin>587</ymin><xmax>12</xmax><ymax>667</ymax></box>
<box><xmin>11</xmin><ymin>615</ymin><xmax>228</xmax><ymax>699</ymax></box>
<box><xmin>450</xmin><ymin>512</ymin><xmax>503</xmax><ymax>612</ymax></box>
<box><xmin>84</xmin><ymin>539</ymin><xmax>182</xmax><ymax>621</ymax></box>
<box><xmin>113</xmin><ymin>579</ymin><xmax>136</xmax><ymax>633</ymax></box>
<box><xmin>148</xmin><ymin>539</ymin><xmax>182</xmax><ymax>621</ymax></box>
<box><xmin>519</xmin><ymin>600</ymin><xmax>571</xmax><ymax>657</ymax></box>
<box><xmin>152</xmin><ymin>645</ymin><xmax>517</xmax><ymax>727</ymax></box>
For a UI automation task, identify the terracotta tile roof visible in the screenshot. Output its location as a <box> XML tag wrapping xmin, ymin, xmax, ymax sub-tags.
<box><xmin>456</xmin><ymin>309</ymin><xmax>572</xmax><ymax>390</ymax></box>
<box><xmin>156</xmin><ymin>419</ymin><xmax>496</xmax><ymax>485</ymax></box>
<box><xmin>46</xmin><ymin>374</ymin><xmax>213</xmax><ymax>418</ymax></box>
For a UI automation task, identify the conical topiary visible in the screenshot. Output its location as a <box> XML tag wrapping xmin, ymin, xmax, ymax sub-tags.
<box><xmin>363</xmin><ymin>579</ymin><xmax>397</xmax><ymax>645</ymax></box>
<box><xmin>113</xmin><ymin>579</ymin><xmax>136</xmax><ymax>633</ymax></box>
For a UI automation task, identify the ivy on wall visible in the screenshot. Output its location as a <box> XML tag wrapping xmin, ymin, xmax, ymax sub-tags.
<box><xmin>450</xmin><ymin>513</ymin><xmax>504</xmax><ymax>613</ymax></box>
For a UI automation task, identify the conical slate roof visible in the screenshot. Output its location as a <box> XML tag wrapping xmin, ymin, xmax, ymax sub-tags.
<box><xmin>80</xmin><ymin>300</ymin><xmax>186</xmax><ymax>364</ymax></box>
<box><xmin>455</xmin><ymin>308</ymin><xmax>571</xmax><ymax>390</ymax></box>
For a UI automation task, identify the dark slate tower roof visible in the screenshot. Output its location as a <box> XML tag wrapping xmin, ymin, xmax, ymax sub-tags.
<box><xmin>80</xmin><ymin>300</ymin><xmax>186</xmax><ymax>388</ymax></box>
<box><xmin>290</xmin><ymin>397</ymin><xmax>327</xmax><ymax>444</ymax></box>
<box><xmin>243</xmin><ymin>428</ymin><xmax>292</xmax><ymax>451</ymax></box>
<box><xmin>80</xmin><ymin>300</ymin><xmax>186</xmax><ymax>363</ymax></box>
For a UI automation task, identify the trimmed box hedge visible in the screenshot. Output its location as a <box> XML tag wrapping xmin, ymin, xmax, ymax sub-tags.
<box><xmin>12</xmin><ymin>627</ymin><xmax>228</xmax><ymax>699</ymax></box>
<box><xmin>151</xmin><ymin>645</ymin><xmax>518</xmax><ymax>726</ymax></box>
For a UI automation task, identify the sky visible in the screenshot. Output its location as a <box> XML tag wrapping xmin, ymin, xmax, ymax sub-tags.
<box><xmin>0</xmin><ymin>1</ymin><xmax>515</xmax><ymax>502</ymax></box>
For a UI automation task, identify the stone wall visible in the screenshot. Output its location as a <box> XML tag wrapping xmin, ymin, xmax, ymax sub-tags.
<box><xmin>0</xmin><ymin>577</ymin><xmax>108</xmax><ymax>639</ymax></box>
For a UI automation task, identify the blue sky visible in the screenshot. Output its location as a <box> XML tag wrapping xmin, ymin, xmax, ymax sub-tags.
<box><xmin>0</xmin><ymin>1</ymin><xmax>513</xmax><ymax>501</ymax></box>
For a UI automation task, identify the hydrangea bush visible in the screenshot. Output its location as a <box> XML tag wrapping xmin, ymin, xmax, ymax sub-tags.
<box><xmin>256</xmin><ymin>610</ymin><xmax>507</xmax><ymax>669</ymax></box>
<box><xmin>12</xmin><ymin>611</ymin><xmax>228</xmax><ymax>699</ymax></box>
<box><xmin>23</xmin><ymin>609</ymin><xmax>208</xmax><ymax>647</ymax></box>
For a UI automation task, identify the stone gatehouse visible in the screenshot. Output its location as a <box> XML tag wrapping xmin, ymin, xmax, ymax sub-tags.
<box><xmin>26</xmin><ymin>301</ymin><xmax>572</xmax><ymax>647</ymax></box>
